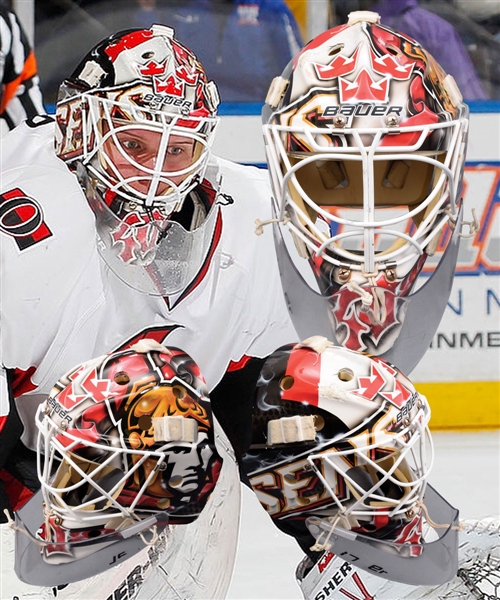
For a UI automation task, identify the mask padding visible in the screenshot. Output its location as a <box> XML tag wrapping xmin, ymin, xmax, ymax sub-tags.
<box><xmin>81</xmin><ymin>468</ymin><xmax>125</xmax><ymax>510</ymax></box>
<box><xmin>383</xmin><ymin>160</ymin><xmax>410</xmax><ymax>189</ymax></box>
<box><xmin>317</xmin><ymin>160</ymin><xmax>349</xmax><ymax>190</ymax></box>
<box><xmin>346</xmin><ymin>465</ymin><xmax>374</xmax><ymax>492</ymax></box>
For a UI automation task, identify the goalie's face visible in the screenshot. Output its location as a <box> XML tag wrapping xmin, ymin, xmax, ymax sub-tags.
<box><xmin>100</xmin><ymin>120</ymin><xmax>200</xmax><ymax>208</ymax></box>
<box><xmin>81</xmin><ymin>100</ymin><xmax>223</xmax><ymax>297</ymax></box>
<box><xmin>104</xmin><ymin>129</ymin><xmax>196</xmax><ymax>195</ymax></box>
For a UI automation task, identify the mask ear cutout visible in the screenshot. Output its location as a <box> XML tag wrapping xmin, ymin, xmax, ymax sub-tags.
<box><xmin>407</xmin><ymin>153</ymin><xmax>447</xmax><ymax>257</ymax></box>
<box><xmin>287</xmin><ymin>157</ymin><xmax>321</xmax><ymax>224</ymax></box>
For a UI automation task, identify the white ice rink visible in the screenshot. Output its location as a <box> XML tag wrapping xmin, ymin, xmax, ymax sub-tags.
<box><xmin>227</xmin><ymin>430</ymin><xmax>500</xmax><ymax>600</ymax></box>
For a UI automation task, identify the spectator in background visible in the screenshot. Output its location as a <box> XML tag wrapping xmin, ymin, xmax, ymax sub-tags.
<box><xmin>80</xmin><ymin>0</ymin><xmax>303</xmax><ymax>102</ymax></box>
<box><xmin>333</xmin><ymin>0</ymin><xmax>488</xmax><ymax>100</ymax></box>
<box><xmin>454</xmin><ymin>0</ymin><xmax>500</xmax><ymax>38</ymax></box>
<box><xmin>370</xmin><ymin>0</ymin><xmax>488</xmax><ymax>99</ymax></box>
<box><xmin>133</xmin><ymin>0</ymin><xmax>304</xmax><ymax>102</ymax></box>
<box><xmin>0</xmin><ymin>2</ymin><xmax>46</xmax><ymax>133</ymax></box>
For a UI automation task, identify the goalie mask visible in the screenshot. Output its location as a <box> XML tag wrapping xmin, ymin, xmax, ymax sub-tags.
<box><xmin>14</xmin><ymin>340</ymin><xmax>222</xmax><ymax>586</ymax></box>
<box><xmin>55</xmin><ymin>26</ymin><xmax>221</xmax><ymax>296</ymax></box>
<box><xmin>242</xmin><ymin>337</ymin><xmax>459</xmax><ymax>585</ymax></box>
<box><xmin>262</xmin><ymin>11</ymin><xmax>471</xmax><ymax>374</ymax></box>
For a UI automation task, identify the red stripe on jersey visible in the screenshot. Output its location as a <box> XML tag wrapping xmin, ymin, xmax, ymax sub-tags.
<box><xmin>0</xmin><ymin>415</ymin><xmax>7</xmax><ymax>434</ymax></box>
<box><xmin>227</xmin><ymin>355</ymin><xmax>252</xmax><ymax>372</ymax></box>
<box><xmin>283</xmin><ymin>347</ymin><xmax>320</xmax><ymax>406</ymax></box>
<box><xmin>115</xmin><ymin>325</ymin><xmax>181</xmax><ymax>352</ymax></box>
<box><xmin>11</xmin><ymin>366</ymin><xmax>37</xmax><ymax>397</ymax></box>
<box><xmin>169</xmin><ymin>208</ymin><xmax>223</xmax><ymax>309</ymax></box>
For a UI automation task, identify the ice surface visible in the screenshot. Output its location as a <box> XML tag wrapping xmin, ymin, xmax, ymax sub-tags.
<box><xmin>227</xmin><ymin>430</ymin><xmax>500</xmax><ymax>600</ymax></box>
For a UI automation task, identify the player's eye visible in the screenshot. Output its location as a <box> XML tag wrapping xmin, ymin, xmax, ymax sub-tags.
<box><xmin>167</xmin><ymin>146</ymin><xmax>184</xmax><ymax>156</ymax></box>
<box><xmin>121</xmin><ymin>139</ymin><xmax>142</xmax><ymax>152</ymax></box>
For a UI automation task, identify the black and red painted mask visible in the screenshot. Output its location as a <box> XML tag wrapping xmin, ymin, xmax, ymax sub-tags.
<box><xmin>241</xmin><ymin>337</ymin><xmax>459</xmax><ymax>586</ymax></box>
<box><xmin>32</xmin><ymin>340</ymin><xmax>222</xmax><ymax>566</ymax></box>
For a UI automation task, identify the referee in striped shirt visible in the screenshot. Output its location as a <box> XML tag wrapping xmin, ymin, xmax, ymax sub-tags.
<box><xmin>0</xmin><ymin>3</ymin><xmax>45</xmax><ymax>134</ymax></box>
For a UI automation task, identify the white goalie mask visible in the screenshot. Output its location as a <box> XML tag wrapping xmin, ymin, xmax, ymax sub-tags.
<box><xmin>55</xmin><ymin>26</ymin><xmax>222</xmax><ymax>296</ymax></box>
<box><xmin>262</xmin><ymin>11</ymin><xmax>472</xmax><ymax>373</ymax></box>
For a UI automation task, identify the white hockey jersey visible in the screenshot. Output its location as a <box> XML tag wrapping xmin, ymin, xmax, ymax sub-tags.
<box><xmin>0</xmin><ymin>119</ymin><xmax>298</xmax><ymax>435</ymax></box>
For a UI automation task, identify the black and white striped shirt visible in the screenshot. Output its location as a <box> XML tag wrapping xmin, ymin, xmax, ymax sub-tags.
<box><xmin>0</xmin><ymin>5</ymin><xmax>45</xmax><ymax>130</ymax></box>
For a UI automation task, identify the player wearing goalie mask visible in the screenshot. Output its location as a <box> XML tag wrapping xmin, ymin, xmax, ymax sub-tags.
<box><xmin>0</xmin><ymin>24</ymin><xmax>297</xmax><ymax>598</ymax></box>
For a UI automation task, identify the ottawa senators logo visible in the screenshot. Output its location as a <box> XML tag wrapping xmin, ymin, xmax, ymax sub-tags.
<box><xmin>0</xmin><ymin>188</ymin><xmax>52</xmax><ymax>250</ymax></box>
